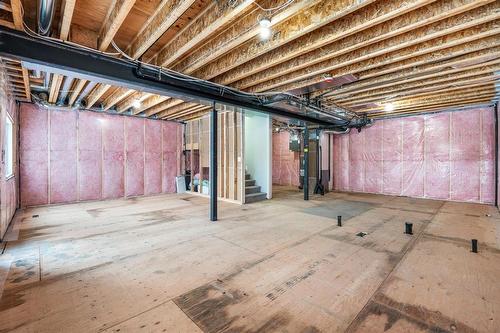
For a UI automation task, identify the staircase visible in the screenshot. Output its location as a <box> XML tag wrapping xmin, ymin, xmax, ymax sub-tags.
<box><xmin>245</xmin><ymin>173</ymin><xmax>267</xmax><ymax>203</ymax></box>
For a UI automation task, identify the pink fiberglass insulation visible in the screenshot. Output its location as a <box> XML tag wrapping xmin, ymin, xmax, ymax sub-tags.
<box><xmin>18</xmin><ymin>104</ymin><xmax>183</xmax><ymax>207</ymax></box>
<box><xmin>20</xmin><ymin>103</ymin><xmax>49</xmax><ymax>206</ymax></box>
<box><xmin>144</xmin><ymin>119</ymin><xmax>162</xmax><ymax>195</ymax></box>
<box><xmin>333</xmin><ymin>107</ymin><xmax>495</xmax><ymax>204</ymax></box>
<box><xmin>162</xmin><ymin>121</ymin><xmax>181</xmax><ymax>193</ymax></box>
<box><xmin>78</xmin><ymin>111</ymin><xmax>103</xmax><ymax>201</ymax></box>
<box><xmin>102</xmin><ymin>114</ymin><xmax>125</xmax><ymax>199</ymax></box>
<box><xmin>125</xmin><ymin>117</ymin><xmax>145</xmax><ymax>197</ymax></box>
<box><xmin>50</xmin><ymin>110</ymin><xmax>78</xmax><ymax>203</ymax></box>
<box><xmin>272</xmin><ymin>131</ymin><xmax>300</xmax><ymax>186</ymax></box>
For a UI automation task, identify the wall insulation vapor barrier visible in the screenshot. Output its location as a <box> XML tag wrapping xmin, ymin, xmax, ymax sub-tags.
<box><xmin>333</xmin><ymin>107</ymin><xmax>495</xmax><ymax>204</ymax></box>
<box><xmin>19</xmin><ymin>103</ymin><xmax>183</xmax><ymax>207</ymax></box>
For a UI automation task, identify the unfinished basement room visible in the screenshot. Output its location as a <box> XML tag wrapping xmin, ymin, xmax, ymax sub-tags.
<box><xmin>0</xmin><ymin>0</ymin><xmax>499</xmax><ymax>332</ymax></box>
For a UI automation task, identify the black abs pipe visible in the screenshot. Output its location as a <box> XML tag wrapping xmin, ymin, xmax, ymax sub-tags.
<box><xmin>210</xmin><ymin>102</ymin><xmax>218</xmax><ymax>222</ymax></box>
<box><xmin>304</xmin><ymin>126</ymin><xmax>309</xmax><ymax>201</ymax></box>
<box><xmin>405</xmin><ymin>222</ymin><xmax>413</xmax><ymax>235</ymax></box>
<box><xmin>337</xmin><ymin>216</ymin><xmax>342</xmax><ymax>227</ymax></box>
<box><xmin>328</xmin><ymin>133</ymin><xmax>331</xmax><ymax>185</ymax></box>
<box><xmin>0</xmin><ymin>27</ymin><xmax>338</xmax><ymax>127</ymax></box>
<box><xmin>471</xmin><ymin>239</ymin><xmax>478</xmax><ymax>253</ymax></box>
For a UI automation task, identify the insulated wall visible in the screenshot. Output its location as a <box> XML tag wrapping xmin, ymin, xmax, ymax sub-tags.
<box><xmin>272</xmin><ymin>131</ymin><xmax>300</xmax><ymax>187</ymax></box>
<box><xmin>0</xmin><ymin>67</ymin><xmax>18</xmax><ymax>240</ymax></box>
<box><xmin>333</xmin><ymin>108</ymin><xmax>495</xmax><ymax>204</ymax></box>
<box><xmin>19</xmin><ymin>103</ymin><xmax>182</xmax><ymax>207</ymax></box>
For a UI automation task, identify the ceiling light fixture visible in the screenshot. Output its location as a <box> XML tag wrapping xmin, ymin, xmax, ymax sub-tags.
<box><xmin>384</xmin><ymin>103</ymin><xmax>394</xmax><ymax>112</ymax></box>
<box><xmin>259</xmin><ymin>17</ymin><xmax>272</xmax><ymax>40</ymax></box>
<box><xmin>323</xmin><ymin>74</ymin><xmax>334</xmax><ymax>83</ymax></box>
<box><xmin>132</xmin><ymin>99</ymin><xmax>141</xmax><ymax>108</ymax></box>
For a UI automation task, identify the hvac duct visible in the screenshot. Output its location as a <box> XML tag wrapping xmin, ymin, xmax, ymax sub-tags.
<box><xmin>37</xmin><ymin>0</ymin><xmax>56</xmax><ymax>36</ymax></box>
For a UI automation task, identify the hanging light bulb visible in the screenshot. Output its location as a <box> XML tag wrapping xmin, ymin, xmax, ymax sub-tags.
<box><xmin>259</xmin><ymin>17</ymin><xmax>272</xmax><ymax>40</ymax></box>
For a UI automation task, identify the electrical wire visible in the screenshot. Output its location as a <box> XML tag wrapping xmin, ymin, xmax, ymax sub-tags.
<box><xmin>16</xmin><ymin>0</ymin><xmax>359</xmax><ymax>124</ymax></box>
<box><xmin>252</xmin><ymin>0</ymin><xmax>295</xmax><ymax>12</ymax></box>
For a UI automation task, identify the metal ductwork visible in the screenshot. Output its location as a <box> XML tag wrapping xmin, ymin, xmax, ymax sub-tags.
<box><xmin>38</xmin><ymin>0</ymin><xmax>56</xmax><ymax>36</ymax></box>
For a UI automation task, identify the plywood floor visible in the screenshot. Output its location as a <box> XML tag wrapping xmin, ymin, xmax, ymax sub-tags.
<box><xmin>0</xmin><ymin>186</ymin><xmax>499</xmax><ymax>332</ymax></box>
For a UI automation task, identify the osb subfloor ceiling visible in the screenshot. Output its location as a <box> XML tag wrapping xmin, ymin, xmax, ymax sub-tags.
<box><xmin>0</xmin><ymin>0</ymin><xmax>499</xmax><ymax>121</ymax></box>
<box><xmin>1</xmin><ymin>187</ymin><xmax>500</xmax><ymax>332</ymax></box>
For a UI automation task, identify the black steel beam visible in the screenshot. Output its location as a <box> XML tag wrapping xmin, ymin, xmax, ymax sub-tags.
<box><xmin>303</xmin><ymin>126</ymin><xmax>309</xmax><ymax>201</ymax></box>
<box><xmin>495</xmin><ymin>101</ymin><xmax>499</xmax><ymax>207</ymax></box>
<box><xmin>0</xmin><ymin>27</ymin><xmax>335</xmax><ymax>126</ymax></box>
<box><xmin>210</xmin><ymin>103</ymin><xmax>218</xmax><ymax>221</ymax></box>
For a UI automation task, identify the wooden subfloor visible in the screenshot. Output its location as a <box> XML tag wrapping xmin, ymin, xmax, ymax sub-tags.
<box><xmin>0</xmin><ymin>186</ymin><xmax>499</xmax><ymax>332</ymax></box>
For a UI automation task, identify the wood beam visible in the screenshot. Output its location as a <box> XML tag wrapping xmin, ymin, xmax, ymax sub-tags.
<box><xmin>166</xmin><ymin>105</ymin><xmax>209</xmax><ymax>120</ymax></box>
<box><xmin>86</xmin><ymin>83</ymin><xmax>112</xmax><ymax>108</ymax></box>
<box><xmin>360</xmin><ymin>83</ymin><xmax>498</xmax><ymax>107</ymax></box>
<box><xmin>127</xmin><ymin>0</ymin><xmax>195</xmax><ymax>59</ymax></box>
<box><xmin>88</xmin><ymin>0</ymin><xmax>137</xmax><ymax>106</ymax></box>
<box><xmin>318</xmin><ymin>47</ymin><xmax>500</xmax><ymax>99</ymax></box>
<box><xmin>68</xmin><ymin>79</ymin><xmax>87</xmax><ymax>106</ymax></box>
<box><xmin>145</xmin><ymin>98</ymin><xmax>184</xmax><ymax>117</ymax></box>
<box><xmin>21</xmin><ymin>66</ymin><xmax>30</xmax><ymax>100</ymax></box>
<box><xmin>158</xmin><ymin>102</ymin><xmax>199</xmax><ymax>118</ymax></box>
<box><xmin>363</xmin><ymin>88</ymin><xmax>497</xmax><ymax>113</ymax></box>
<box><xmin>252</xmin><ymin>23</ymin><xmax>500</xmax><ymax>94</ymax></box>
<box><xmin>59</xmin><ymin>0</ymin><xmax>76</xmax><ymax>40</ymax></box>
<box><xmin>369</xmin><ymin>97</ymin><xmax>497</xmax><ymax>118</ymax></box>
<box><xmin>206</xmin><ymin>0</ymin><xmax>437</xmax><ymax>86</ymax></box>
<box><xmin>116</xmin><ymin>91</ymin><xmax>151</xmax><ymax>112</ymax></box>
<box><xmin>99</xmin><ymin>0</ymin><xmax>137</xmax><ymax>51</ymax></box>
<box><xmin>3</xmin><ymin>64</ymin><xmax>21</xmax><ymax>72</ymax></box>
<box><xmin>173</xmin><ymin>0</ymin><xmax>324</xmax><ymax>74</ymax></box>
<box><xmin>0</xmin><ymin>19</ymin><xmax>15</xmax><ymax>29</ymax></box>
<box><xmin>102</xmin><ymin>87</ymin><xmax>134</xmax><ymax>110</ymax></box>
<box><xmin>234</xmin><ymin>0</ymin><xmax>497</xmax><ymax>90</ymax></box>
<box><xmin>344</xmin><ymin>74</ymin><xmax>499</xmax><ymax>106</ymax></box>
<box><xmin>346</xmin><ymin>81</ymin><xmax>499</xmax><ymax>113</ymax></box>
<box><xmin>10</xmin><ymin>0</ymin><xmax>22</xmax><ymax>30</ymax></box>
<box><xmin>48</xmin><ymin>73</ymin><xmax>64</xmax><ymax>103</ymax></box>
<box><xmin>0</xmin><ymin>1</ymin><xmax>12</xmax><ymax>12</ymax></box>
<box><xmin>244</xmin><ymin>5</ymin><xmax>500</xmax><ymax>92</ymax></box>
<box><xmin>132</xmin><ymin>95</ymin><xmax>169</xmax><ymax>115</ymax></box>
<box><xmin>155</xmin><ymin>0</ymin><xmax>254</xmax><ymax>68</ymax></box>
<box><xmin>96</xmin><ymin>0</ymin><xmax>195</xmax><ymax>113</ymax></box>
<box><xmin>336</xmin><ymin>63</ymin><xmax>500</xmax><ymax>104</ymax></box>
<box><xmin>320</xmin><ymin>40</ymin><xmax>500</xmax><ymax>103</ymax></box>
<box><xmin>46</xmin><ymin>1</ymin><xmax>76</xmax><ymax>105</ymax></box>
<box><xmin>180</xmin><ymin>106</ymin><xmax>211</xmax><ymax>121</ymax></box>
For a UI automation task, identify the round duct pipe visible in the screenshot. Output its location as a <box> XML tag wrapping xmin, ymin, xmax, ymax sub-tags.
<box><xmin>38</xmin><ymin>0</ymin><xmax>56</xmax><ymax>36</ymax></box>
<box><xmin>323</xmin><ymin>128</ymin><xmax>351</xmax><ymax>135</ymax></box>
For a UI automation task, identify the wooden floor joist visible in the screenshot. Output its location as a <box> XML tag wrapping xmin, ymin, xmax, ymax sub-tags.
<box><xmin>246</xmin><ymin>9</ymin><xmax>500</xmax><ymax>93</ymax></box>
<box><xmin>336</xmin><ymin>64</ymin><xmax>500</xmax><ymax>104</ymax></box>
<box><xmin>132</xmin><ymin>95</ymin><xmax>170</xmax><ymax>115</ymax></box>
<box><xmin>344</xmin><ymin>75</ymin><xmax>499</xmax><ymax>107</ymax></box>
<box><xmin>155</xmin><ymin>0</ymin><xmax>254</xmax><ymax>68</ymax></box>
<box><xmin>145</xmin><ymin>98</ymin><xmax>185</xmax><ymax>117</ymax></box>
<box><xmin>319</xmin><ymin>49</ymin><xmax>500</xmax><ymax>99</ymax></box>
<box><xmin>6</xmin><ymin>0</ymin><xmax>499</xmax><ymax>118</ymax></box>
<box><xmin>174</xmin><ymin>0</ymin><xmax>333</xmax><ymax>75</ymax></box>
<box><xmin>231</xmin><ymin>0</ymin><xmax>497</xmax><ymax>90</ymax></box>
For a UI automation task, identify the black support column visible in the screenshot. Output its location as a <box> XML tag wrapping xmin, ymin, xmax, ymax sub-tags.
<box><xmin>495</xmin><ymin>102</ymin><xmax>499</xmax><ymax>207</ymax></box>
<box><xmin>303</xmin><ymin>126</ymin><xmax>309</xmax><ymax>201</ymax></box>
<box><xmin>210</xmin><ymin>102</ymin><xmax>218</xmax><ymax>221</ymax></box>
